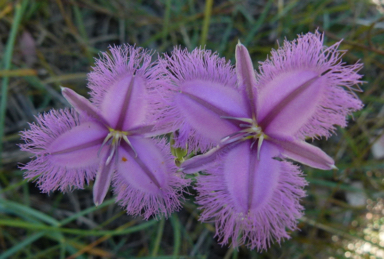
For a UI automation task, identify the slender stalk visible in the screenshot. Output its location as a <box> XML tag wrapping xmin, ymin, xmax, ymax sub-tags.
<box><xmin>162</xmin><ymin>0</ymin><xmax>171</xmax><ymax>42</ymax></box>
<box><xmin>171</xmin><ymin>214</ymin><xmax>181</xmax><ymax>256</ymax></box>
<box><xmin>0</xmin><ymin>232</ymin><xmax>45</xmax><ymax>259</ymax></box>
<box><xmin>0</xmin><ymin>219</ymin><xmax>157</xmax><ymax>236</ymax></box>
<box><xmin>200</xmin><ymin>0</ymin><xmax>213</xmax><ymax>46</ymax></box>
<box><xmin>151</xmin><ymin>218</ymin><xmax>165</xmax><ymax>256</ymax></box>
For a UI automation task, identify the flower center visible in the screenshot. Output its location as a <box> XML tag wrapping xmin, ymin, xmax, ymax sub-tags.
<box><xmin>221</xmin><ymin>116</ymin><xmax>268</xmax><ymax>159</ymax></box>
<box><xmin>100</xmin><ymin>128</ymin><xmax>137</xmax><ymax>165</ymax></box>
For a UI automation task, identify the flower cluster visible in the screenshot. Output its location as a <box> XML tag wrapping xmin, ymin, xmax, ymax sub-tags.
<box><xmin>20</xmin><ymin>32</ymin><xmax>363</xmax><ymax>250</ymax></box>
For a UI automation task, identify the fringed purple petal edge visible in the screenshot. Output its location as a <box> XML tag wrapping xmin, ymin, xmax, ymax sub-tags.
<box><xmin>19</xmin><ymin>109</ymin><xmax>98</xmax><ymax>192</ymax></box>
<box><xmin>257</xmin><ymin>31</ymin><xmax>363</xmax><ymax>139</ymax></box>
<box><xmin>88</xmin><ymin>45</ymin><xmax>151</xmax><ymax>106</ymax></box>
<box><xmin>154</xmin><ymin>47</ymin><xmax>238</xmax><ymax>152</ymax></box>
<box><xmin>112</xmin><ymin>138</ymin><xmax>190</xmax><ymax>219</ymax></box>
<box><xmin>195</xmin><ymin>160</ymin><xmax>307</xmax><ymax>251</ymax></box>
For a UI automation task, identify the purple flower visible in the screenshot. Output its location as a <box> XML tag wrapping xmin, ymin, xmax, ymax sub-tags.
<box><xmin>20</xmin><ymin>45</ymin><xmax>189</xmax><ymax>219</ymax></box>
<box><xmin>158</xmin><ymin>32</ymin><xmax>363</xmax><ymax>250</ymax></box>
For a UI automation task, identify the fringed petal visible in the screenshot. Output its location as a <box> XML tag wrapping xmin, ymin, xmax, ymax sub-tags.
<box><xmin>88</xmin><ymin>44</ymin><xmax>171</xmax><ymax>133</ymax></box>
<box><xmin>88</xmin><ymin>45</ymin><xmax>153</xmax><ymax>106</ymax></box>
<box><xmin>156</xmin><ymin>47</ymin><xmax>247</xmax><ymax>152</ymax></box>
<box><xmin>93</xmin><ymin>154</ymin><xmax>115</xmax><ymax>206</ymax></box>
<box><xmin>195</xmin><ymin>141</ymin><xmax>307</xmax><ymax>251</ymax></box>
<box><xmin>128</xmin><ymin>124</ymin><xmax>171</xmax><ymax>138</ymax></box>
<box><xmin>181</xmin><ymin>142</ymin><xmax>240</xmax><ymax>174</ymax></box>
<box><xmin>259</xmin><ymin>73</ymin><xmax>323</xmax><ymax>136</ymax></box>
<box><xmin>268</xmin><ymin>135</ymin><xmax>335</xmax><ymax>170</ymax></box>
<box><xmin>174</xmin><ymin>84</ymin><xmax>245</xmax><ymax>145</ymax></box>
<box><xmin>47</xmin><ymin>121</ymin><xmax>107</xmax><ymax>168</ymax></box>
<box><xmin>257</xmin><ymin>31</ymin><xmax>363</xmax><ymax>139</ymax></box>
<box><xmin>235</xmin><ymin>42</ymin><xmax>258</xmax><ymax>119</ymax></box>
<box><xmin>19</xmin><ymin>109</ymin><xmax>99</xmax><ymax>192</ymax></box>
<box><xmin>61</xmin><ymin>87</ymin><xmax>108</xmax><ymax>126</ymax></box>
<box><xmin>99</xmin><ymin>73</ymin><xmax>150</xmax><ymax>130</ymax></box>
<box><xmin>113</xmin><ymin>138</ymin><xmax>189</xmax><ymax>219</ymax></box>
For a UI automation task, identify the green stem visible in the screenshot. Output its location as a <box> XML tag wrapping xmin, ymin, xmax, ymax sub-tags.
<box><xmin>171</xmin><ymin>214</ymin><xmax>181</xmax><ymax>256</ymax></box>
<box><xmin>0</xmin><ymin>219</ymin><xmax>157</xmax><ymax>236</ymax></box>
<box><xmin>200</xmin><ymin>0</ymin><xmax>213</xmax><ymax>46</ymax></box>
<box><xmin>162</xmin><ymin>0</ymin><xmax>171</xmax><ymax>42</ymax></box>
<box><xmin>152</xmin><ymin>218</ymin><xmax>165</xmax><ymax>256</ymax></box>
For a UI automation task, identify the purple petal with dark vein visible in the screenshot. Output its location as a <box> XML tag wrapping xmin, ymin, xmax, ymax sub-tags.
<box><xmin>100</xmin><ymin>75</ymin><xmax>148</xmax><ymax>130</ymax></box>
<box><xmin>258</xmin><ymin>72</ymin><xmax>321</xmax><ymax>136</ymax></box>
<box><xmin>181</xmin><ymin>142</ymin><xmax>240</xmax><ymax>174</ymax></box>
<box><xmin>175</xmin><ymin>80</ymin><xmax>248</xmax><ymax>144</ymax></box>
<box><xmin>235</xmin><ymin>43</ymin><xmax>258</xmax><ymax>119</ymax></box>
<box><xmin>117</xmin><ymin>137</ymin><xmax>169</xmax><ymax>194</ymax></box>
<box><xmin>222</xmin><ymin>140</ymin><xmax>281</xmax><ymax>214</ymax></box>
<box><xmin>19</xmin><ymin>109</ymin><xmax>99</xmax><ymax>192</ymax></box>
<box><xmin>93</xmin><ymin>156</ymin><xmax>114</xmax><ymax>206</ymax></box>
<box><xmin>256</xmin><ymin>32</ymin><xmax>363</xmax><ymax>139</ymax></box>
<box><xmin>156</xmin><ymin>47</ymin><xmax>239</xmax><ymax>152</ymax></box>
<box><xmin>128</xmin><ymin>124</ymin><xmax>171</xmax><ymax>138</ymax></box>
<box><xmin>61</xmin><ymin>87</ymin><xmax>108</xmax><ymax>125</ymax></box>
<box><xmin>87</xmin><ymin>45</ymin><xmax>153</xmax><ymax>108</ymax></box>
<box><xmin>196</xmin><ymin>147</ymin><xmax>306</xmax><ymax>250</ymax></box>
<box><xmin>113</xmin><ymin>138</ymin><xmax>189</xmax><ymax>219</ymax></box>
<box><xmin>47</xmin><ymin>121</ymin><xmax>107</xmax><ymax>168</ymax></box>
<box><xmin>115</xmin><ymin>76</ymin><xmax>134</xmax><ymax>130</ymax></box>
<box><xmin>268</xmin><ymin>135</ymin><xmax>335</xmax><ymax>170</ymax></box>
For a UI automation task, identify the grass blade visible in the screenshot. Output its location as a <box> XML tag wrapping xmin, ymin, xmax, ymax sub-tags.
<box><xmin>0</xmin><ymin>0</ymin><xmax>28</xmax><ymax>166</ymax></box>
<box><xmin>152</xmin><ymin>218</ymin><xmax>165</xmax><ymax>256</ymax></box>
<box><xmin>200</xmin><ymin>0</ymin><xmax>213</xmax><ymax>46</ymax></box>
<box><xmin>0</xmin><ymin>232</ymin><xmax>45</xmax><ymax>259</ymax></box>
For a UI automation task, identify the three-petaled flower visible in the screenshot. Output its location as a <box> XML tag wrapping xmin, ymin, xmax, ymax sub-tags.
<box><xmin>157</xmin><ymin>32</ymin><xmax>363</xmax><ymax>250</ymax></box>
<box><xmin>20</xmin><ymin>45</ymin><xmax>189</xmax><ymax>219</ymax></box>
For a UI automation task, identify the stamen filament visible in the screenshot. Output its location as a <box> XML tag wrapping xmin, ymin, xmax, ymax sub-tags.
<box><xmin>220</xmin><ymin>116</ymin><xmax>268</xmax><ymax>157</ymax></box>
<box><xmin>221</xmin><ymin>116</ymin><xmax>254</xmax><ymax>124</ymax></box>
<box><xmin>250</xmin><ymin>139</ymin><xmax>257</xmax><ymax>149</ymax></box>
<box><xmin>106</xmin><ymin>142</ymin><xmax>116</xmax><ymax>165</ymax></box>
<box><xmin>221</xmin><ymin>130</ymin><xmax>248</xmax><ymax>142</ymax></box>
<box><xmin>257</xmin><ymin>134</ymin><xmax>265</xmax><ymax>160</ymax></box>
<box><xmin>98</xmin><ymin>132</ymin><xmax>113</xmax><ymax>157</ymax></box>
<box><xmin>123</xmin><ymin>135</ymin><xmax>137</xmax><ymax>157</ymax></box>
<box><xmin>101</xmin><ymin>128</ymin><xmax>136</xmax><ymax>165</ymax></box>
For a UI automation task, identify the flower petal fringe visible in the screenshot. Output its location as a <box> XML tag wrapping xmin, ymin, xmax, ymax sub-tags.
<box><xmin>196</xmin><ymin>159</ymin><xmax>306</xmax><ymax>251</ymax></box>
<box><xmin>19</xmin><ymin>109</ymin><xmax>98</xmax><ymax>192</ymax></box>
<box><xmin>88</xmin><ymin>45</ymin><xmax>154</xmax><ymax>107</ymax></box>
<box><xmin>113</xmin><ymin>138</ymin><xmax>190</xmax><ymax>219</ymax></box>
<box><xmin>193</xmin><ymin>141</ymin><xmax>307</xmax><ymax>251</ymax></box>
<box><xmin>257</xmin><ymin>31</ymin><xmax>363</xmax><ymax>139</ymax></box>
<box><xmin>156</xmin><ymin>47</ymin><xmax>239</xmax><ymax>152</ymax></box>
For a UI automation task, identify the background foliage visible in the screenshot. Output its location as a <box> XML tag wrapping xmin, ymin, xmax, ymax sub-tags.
<box><xmin>1</xmin><ymin>0</ymin><xmax>384</xmax><ymax>258</ymax></box>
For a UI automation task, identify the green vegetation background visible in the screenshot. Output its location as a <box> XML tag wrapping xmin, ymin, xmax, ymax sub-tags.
<box><xmin>0</xmin><ymin>0</ymin><xmax>383</xmax><ymax>258</ymax></box>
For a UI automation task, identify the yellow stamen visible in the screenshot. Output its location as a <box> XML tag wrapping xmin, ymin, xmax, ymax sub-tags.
<box><xmin>102</xmin><ymin>128</ymin><xmax>137</xmax><ymax>166</ymax></box>
<box><xmin>221</xmin><ymin>116</ymin><xmax>268</xmax><ymax>160</ymax></box>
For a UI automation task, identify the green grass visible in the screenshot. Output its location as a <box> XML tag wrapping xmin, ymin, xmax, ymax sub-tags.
<box><xmin>1</xmin><ymin>0</ymin><xmax>384</xmax><ymax>258</ymax></box>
